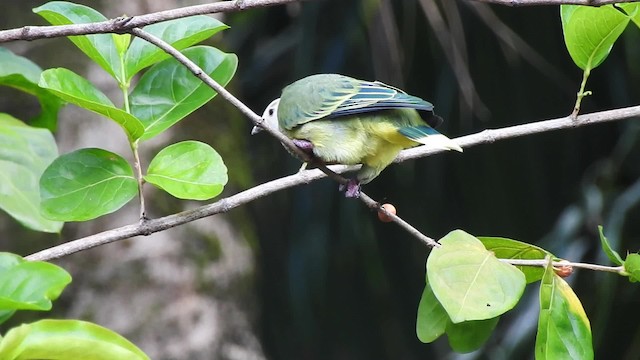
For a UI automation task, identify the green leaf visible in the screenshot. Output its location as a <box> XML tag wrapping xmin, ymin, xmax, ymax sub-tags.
<box><xmin>536</xmin><ymin>260</ymin><xmax>593</xmax><ymax>360</ymax></box>
<box><xmin>0</xmin><ymin>319</ymin><xmax>149</xmax><ymax>360</ymax></box>
<box><xmin>446</xmin><ymin>317</ymin><xmax>499</xmax><ymax>353</ymax></box>
<box><xmin>130</xmin><ymin>46</ymin><xmax>238</xmax><ymax>140</ymax></box>
<box><xmin>124</xmin><ymin>16</ymin><xmax>229</xmax><ymax>81</ymax></box>
<box><xmin>33</xmin><ymin>1</ymin><xmax>123</xmax><ymax>83</ymax></box>
<box><xmin>0</xmin><ymin>114</ymin><xmax>62</xmax><ymax>232</ymax></box>
<box><xmin>39</xmin><ymin>68</ymin><xmax>144</xmax><ymax>141</ymax></box>
<box><xmin>416</xmin><ymin>280</ymin><xmax>448</xmax><ymax>343</ymax></box>
<box><xmin>40</xmin><ymin>148</ymin><xmax>138</xmax><ymax>221</ymax></box>
<box><xmin>427</xmin><ymin>230</ymin><xmax>526</xmax><ymax>323</ymax></box>
<box><xmin>0</xmin><ymin>47</ymin><xmax>64</xmax><ymax>131</ymax></box>
<box><xmin>144</xmin><ymin>141</ymin><xmax>227</xmax><ymax>200</ymax></box>
<box><xmin>620</xmin><ymin>3</ymin><xmax>640</xmax><ymax>28</ymax></box>
<box><xmin>113</xmin><ymin>34</ymin><xmax>131</xmax><ymax>58</ymax></box>
<box><xmin>598</xmin><ymin>225</ymin><xmax>623</xmax><ymax>265</ymax></box>
<box><xmin>479</xmin><ymin>236</ymin><xmax>551</xmax><ymax>283</ymax></box>
<box><xmin>0</xmin><ymin>253</ymin><xmax>71</xmax><ymax>318</ymax></box>
<box><xmin>624</xmin><ymin>253</ymin><xmax>640</xmax><ymax>283</ymax></box>
<box><xmin>561</xmin><ymin>4</ymin><xmax>630</xmax><ymax>71</ymax></box>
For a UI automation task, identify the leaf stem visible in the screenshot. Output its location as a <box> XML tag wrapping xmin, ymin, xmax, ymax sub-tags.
<box><xmin>571</xmin><ymin>68</ymin><xmax>592</xmax><ymax>118</ymax></box>
<box><xmin>131</xmin><ymin>140</ymin><xmax>147</xmax><ymax>221</ymax></box>
<box><xmin>120</xmin><ymin>73</ymin><xmax>145</xmax><ymax>221</ymax></box>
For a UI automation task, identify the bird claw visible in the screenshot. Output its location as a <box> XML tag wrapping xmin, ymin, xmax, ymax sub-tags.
<box><xmin>292</xmin><ymin>139</ymin><xmax>314</xmax><ymax>153</ymax></box>
<box><xmin>339</xmin><ymin>179</ymin><xmax>361</xmax><ymax>198</ymax></box>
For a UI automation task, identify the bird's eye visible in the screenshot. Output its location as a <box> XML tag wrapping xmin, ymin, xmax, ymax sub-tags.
<box><xmin>268</xmin><ymin>108</ymin><xmax>274</xmax><ymax>116</ymax></box>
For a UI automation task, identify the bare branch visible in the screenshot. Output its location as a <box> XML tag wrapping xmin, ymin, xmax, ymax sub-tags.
<box><xmin>26</xmin><ymin>104</ymin><xmax>640</xmax><ymax>261</ymax></box>
<box><xmin>470</xmin><ymin>0</ymin><xmax>637</xmax><ymax>6</ymax></box>
<box><xmin>0</xmin><ymin>0</ymin><xmax>304</xmax><ymax>43</ymax></box>
<box><xmin>396</xmin><ymin>105</ymin><xmax>640</xmax><ymax>162</ymax></box>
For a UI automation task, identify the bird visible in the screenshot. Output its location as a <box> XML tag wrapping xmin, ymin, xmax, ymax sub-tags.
<box><xmin>252</xmin><ymin>74</ymin><xmax>462</xmax><ymax>198</ymax></box>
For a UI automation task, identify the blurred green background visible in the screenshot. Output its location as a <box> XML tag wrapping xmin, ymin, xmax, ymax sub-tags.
<box><xmin>1</xmin><ymin>0</ymin><xmax>640</xmax><ymax>359</ymax></box>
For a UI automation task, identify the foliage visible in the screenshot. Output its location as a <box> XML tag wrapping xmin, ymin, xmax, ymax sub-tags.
<box><xmin>0</xmin><ymin>1</ymin><xmax>237</xmax><ymax>357</ymax></box>
<box><xmin>561</xmin><ymin>3</ymin><xmax>640</xmax><ymax>114</ymax></box>
<box><xmin>0</xmin><ymin>252</ymin><xmax>149</xmax><ymax>359</ymax></box>
<box><xmin>417</xmin><ymin>226</ymin><xmax>637</xmax><ymax>357</ymax></box>
<box><xmin>0</xmin><ymin>0</ymin><xmax>638</xmax><ymax>359</ymax></box>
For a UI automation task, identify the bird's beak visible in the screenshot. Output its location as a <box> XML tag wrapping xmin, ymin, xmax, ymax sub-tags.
<box><xmin>250</xmin><ymin>125</ymin><xmax>263</xmax><ymax>135</ymax></box>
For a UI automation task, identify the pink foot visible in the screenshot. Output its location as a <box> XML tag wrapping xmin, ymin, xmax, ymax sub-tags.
<box><xmin>339</xmin><ymin>179</ymin><xmax>361</xmax><ymax>198</ymax></box>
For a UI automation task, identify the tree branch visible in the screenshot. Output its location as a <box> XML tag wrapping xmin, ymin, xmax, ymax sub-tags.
<box><xmin>470</xmin><ymin>0</ymin><xmax>637</xmax><ymax>6</ymax></box>
<box><xmin>502</xmin><ymin>259</ymin><xmax>625</xmax><ymax>274</ymax></box>
<box><xmin>0</xmin><ymin>0</ymin><xmax>304</xmax><ymax>43</ymax></box>
<box><xmin>26</xmin><ymin>104</ymin><xmax>640</xmax><ymax>261</ymax></box>
<box><xmin>128</xmin><ymin>27</ymin><xmax>441</xmax><ymax>248</ymax></box>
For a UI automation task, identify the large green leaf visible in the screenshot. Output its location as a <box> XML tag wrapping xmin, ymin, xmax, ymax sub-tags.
<box><xmin>416</xmin><ymin>281</ymin><xmax>448</xmax><ymax>343</ymax></box>
<box><xmin>0</xmin><ymin>253</ymin><xmax>71</xmax><ymax>318</ymax></box>
<box><xmin>427</xmin><ymin>230</ymin><xmax>526</xmax><ymax>323</ymax></box>
<box><xmin>0</xmin><ymin>47</ymin><xmax>63</xmax><ymax>130</ymax></box>
<box><xmin>33</xmin><ymin>1</ymin><xmax>123</xmax><ymax>83</ymax></box>
<box><xmin>479</xmin><ymin>236</ymin><xmax>551</xmax><ymax>283</ymax></box>
<box><xmin>40</xmin><ymin>148</ymin><xmax>138</xmax><ymax>221</ymax></box>
<box><xmin>130</xmin><ymin>46</ymin><xmax>238</xmax><ymax>140</ymax></box>
<box><xmin>536</xmin><ymin>260</ymin><xmax>593</xmax><ymax>360</ymax></box>
<box><xmin>0</xmin><ymin>319</ymin><xmax>149</xmax><ymax>360</ymax></box>
<box><xmin>124</xmin><ymin>16</ymin><xmax>229</xmax><ymax>81</ymax></box>
<box><xmin>416</xmin><ymin>278</ymin><xmax>499</xmax><ymax>352</ymax></box>
<box><xmin>561</xmin><ymin>4</ymin><xmax>630</xmax><ymax>71</ymax></box>
<box><xmin>446</xmin><ymin>317</ymin><xmax>499</xmax><ymax>353</ymax></box>
<box><xmin>0</xmin><ymin>114</ymin><xmax>62</xmax><ymax>232</ymax></box>
<box><xmin>39</xmin><ymin>68</ymin><xmax>144</xmax><ymax>141</ymax></box>
<box><xmin>144</xmin><ymin>141</ymin><xmax>227</xmax><ymax>200</ymax></box>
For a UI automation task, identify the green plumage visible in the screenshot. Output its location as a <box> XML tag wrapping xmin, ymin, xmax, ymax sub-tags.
<box><xmin>258</xmin><ymin>74</ymin><xmax>462</xmax><ymax>196</ymax></box>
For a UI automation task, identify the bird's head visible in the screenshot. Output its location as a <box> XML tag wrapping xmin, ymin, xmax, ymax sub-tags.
<box><xmin>251</xmin><ymin>98</ymin><xmax>280</xmax><ymax>135</ymax></box>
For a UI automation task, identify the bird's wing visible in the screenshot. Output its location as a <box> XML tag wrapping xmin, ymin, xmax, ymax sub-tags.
<box><xmin>278</xmin><ymin>74</ymin><xmax>434</xmax><ymax>130</ymax></box>
<box><xmin>329</xmin><ymin>80</ymin><xmax>433</xmax><ymax>117</ymax></box>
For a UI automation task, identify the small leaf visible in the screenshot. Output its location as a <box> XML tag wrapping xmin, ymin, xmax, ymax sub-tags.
<box><xmin>0</xmin><ymin>47</ymin><xmax>63</xmax><ymax>131</ymax></box>
<box><xmin>446</xmin><ymin>317</ymin><xmax>499</xmax><ymax>353</ymax></box>
<box><xmin>561</xmin><ymin>4</ymin><xmax>630</xmax><ymax>71</ymax></box>
<box><xmin>624</xmin><ymin>253</ymin><xmax>640</xmax><ymax>283</ymax></box>
<box><xmin>33</xmin><ymin>2</ymin><xmax>123</xmax><ymax>82</ymax></box>
<box><xmin>416</xmin><ymin>280</ymin><xmax>448</xmax><ymax>343</ymax></box>
<box><xmin>598</xmin><ymin>225</ymin><xmax>623</xmax><ymax>265</ymax></box>
<box><xmin>619</xmin><ymin>3</ymin><xmax>640</xmax><ymax>28</ymax></box>
<box><xmin>40</xmin><ymin>148</ymin><xmax>138</xmax><ymax>221</ymax></box>
<box><xmin>130</xmin><ymin>46</ymin><xmax>238</xmax><ymax>140</ymax></box>
<box><xmin>0</xmin><ymin>114</ymin><xmax>62</xmax><ymax>232</ymax></box>
<box><xmin>0</xmin><ymin>319</ymin><xmax>149</xmax><ymax>360</ymax></box>
<box><xmin>145</xmin><ymin>141</ymin><xmax>227</xmax><ymax>200</ymax></box>
<box><xmin>0</xmin><ymin>253</ymin><xmax>71</xmax><ymax>317</ymax></box>
<box><xmin>427</xmin><ymin>230</ymin><xmax>526</xmax><ymax>323</ymax></box>
<box><xmin>124</xmin><ymin>16</ymin><xmax>229</xmax><ymax>80</ymax></box>
<box><xmin>479</xmin><ymin>236</ymin><xmax>551</xmax><ymax>283</ymax></box>
<box><xmin>113</xmin><ymin>34</ymin><xmax>131</xmax><ymax>57</ymax></box>
<box><xmin>536</xmin><ymin>259</ymin><xmax>593</xmax><ymax>360</ymax></box>
<box><xmin>39</xmin><ymin>68</ymin><xmax>144</xmax><ymax>141</ymax></box>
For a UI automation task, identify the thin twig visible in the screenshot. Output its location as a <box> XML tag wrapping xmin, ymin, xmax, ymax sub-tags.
<box><xmin>0</xmin><ymin>0</ymin><xmax>304</xmax><ymax>43</ymax></box>
<box><xmin>502</xmin><ymin>259</ymin><xmax>626</xmax><ymax>274</ymax></box>
<box><xmin>26</xmin><ymin>104</ymin><xmax>640</xmax><ymax>261</ymax></box>
<box><xmin>471</xmin><ymin>0</ymin><xmax>637</xmax><ymax>6</ymax></box>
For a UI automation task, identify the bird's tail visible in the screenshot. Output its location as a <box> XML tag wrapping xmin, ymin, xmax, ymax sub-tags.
<box><xmin>398</xmin><ymin>126</ymin><xmax>463</xmax><ymax>152</ymax></box>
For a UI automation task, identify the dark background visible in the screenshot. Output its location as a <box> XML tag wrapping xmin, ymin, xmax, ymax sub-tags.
<box><xmin>1</xmin><ymin>1</ymin><xmax>640</xmax><ymax>359</ymax></box>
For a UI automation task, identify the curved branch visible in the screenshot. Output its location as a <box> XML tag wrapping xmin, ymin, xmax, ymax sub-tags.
<box><xmin>26</xmin><ymin>104</ymin><xmax>640</xmax><ymax>261</ymax></box>
<box><xmin>0</xmin><ymin>0</ymin><xmax>304</xmax><ymax>43</ymax></box>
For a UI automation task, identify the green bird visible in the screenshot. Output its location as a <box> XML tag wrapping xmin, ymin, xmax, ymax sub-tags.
<box><xmin>252</xmin><ymin>74</ymin><xmax>462</xmax><ymax>197</ymax></box>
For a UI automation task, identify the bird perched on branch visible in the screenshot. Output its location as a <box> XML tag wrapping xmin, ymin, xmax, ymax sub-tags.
<box><xmin>252</xmin><ymin>74</ymin><xmax>462</xmax><ymax>197</ymax></box>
